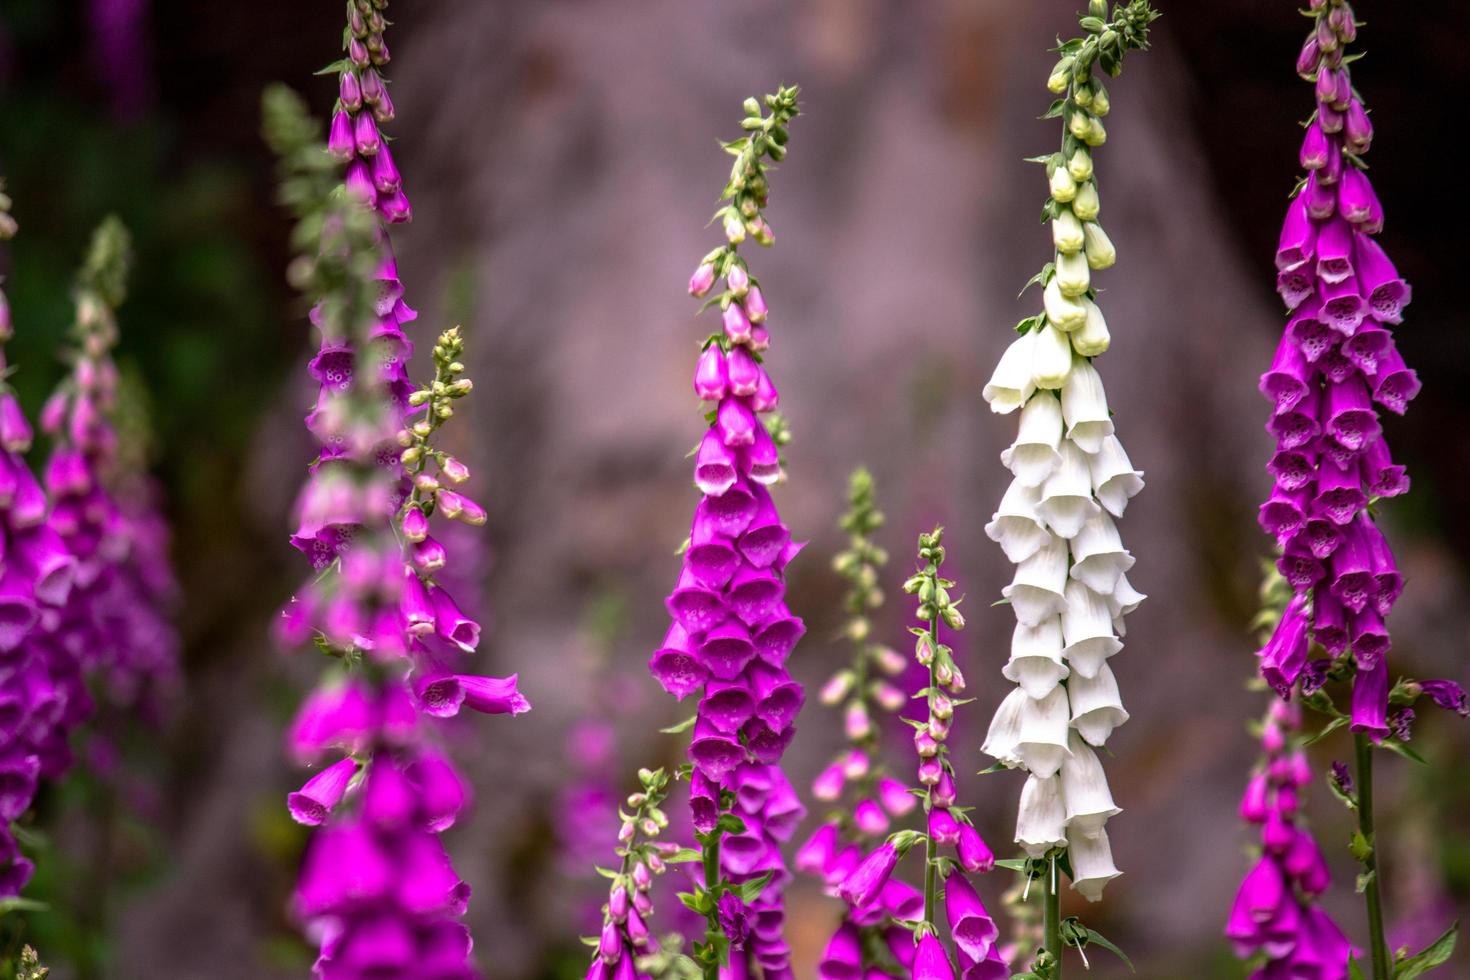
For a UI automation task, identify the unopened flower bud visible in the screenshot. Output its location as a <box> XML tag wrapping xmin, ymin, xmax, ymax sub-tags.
<box><xmin>1052</xmin><ymin>209</ymin><xmax>1085</xmax><ymax>254</ymax></box>
<box><xmin>1072</xmin><ymin>181</ymin><xmax>1100</xmax><ymax>221</ymax></box>
<box><xmin>1050</xmin><ymin>166</ymin><xmax>1078</xmax><ymax>203</ymax></box>
<box><xmin>1067</xmin><ymin>148</ymin><xmax>1093</xmax><ymax>182</ymax></box>
<box><xmin>619</xmin><ymin>821</ymin><xmax>636</xmax><ymax>842</ymax></box>
<box><xmin>633</xmin><ymin>860</ymin><xmax>653</xmax><ymax>890</ymax></box>
<box><xmin>722</xmin><ymin>210</ymin><xmax>746</xmax><ymax>245</ymax></box>
<box><xmin>441</xmin><ymin>456</ymin><xmax>470</xmax><ymax>483</ymax></box>
<box><xmin>688</xmin><ymin>262</ymin><xmax>716</xmax><ymax>297</ymax></box>
<box><xmin>726</xmin><ymin>263</ymin><xmax>750</xmax><ymax>297</ymax></box>
<box><xmin>1082</xmin><ymin>222</ymin><xmax>1116</xmax><ymax>270</ymax></box>
<box><xmin>821</xmin><ymin>670</ymin><xmax>856</xmax><ymax>705</ymax></box>
<box><xmin>1047</xmin><ymin>57</ymin><xmax>1074</xmax><ymax>94</ymax></box>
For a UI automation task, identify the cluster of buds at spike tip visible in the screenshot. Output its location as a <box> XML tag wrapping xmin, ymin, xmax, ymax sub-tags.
<box><xmin>326</xmin><ymin>0</ymin><xmax>409</xmax><ymax>222</ymax></box>
<box><xmin>796</xmin><ymin>470</ymin><xmax>927</xmax><ymax>978</ymax></box>
<box><xmin>584</xmin><ymin>768</ymin><xmax>689</xmax><ymax>980</ymax></box>
<box><xmin>833</xmin><ymin>528</ymin><xmax>1003</xmax><ymax>980</ymax></box>
<box><xmin>266</xmin><ymin>84</ymin><xmax>525</xmax><ymax>979</ymax></box>
<box><xmin>650</xmin><ymin>85</ymin><xmax>805</xmax><ymax>980</ymax></box>
<box><xmin>1254</xmin><ymin>0</ymin><xmax>1456</xmax><ymax>757</ymax></box>
<box><xmin>979</xmin><ymin>2</ymin><xmax>1155</xmax><ymax>910</ymax></box>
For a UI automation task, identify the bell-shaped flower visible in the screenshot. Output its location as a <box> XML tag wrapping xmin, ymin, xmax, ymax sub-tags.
<box><xmin>1052</xmin><ymin>210</ymin><xmax>1085</xmax><ymax>253</ymax></box>
<box><xmin>1060</xmin><ymin>732</ymin><xmax>1120</xmax><ymax>834</ymax></box>
<box><xmin>1066</xmin><ymin>825</ymin><xmax>1121</xmax><ymax>901</ymax></box>
<box><xmin>837</xmin><ymin>841</ymin><xmax>900</xmax><ymax>910</ymax></box>
<box><xmin>817</xmin><ymin>923</ymin><xmax>862</xmax><ymax>980</ymax></box>
<box><xmin>957</xmin><ymin>823</ymin><xmax>995</xmax><ymax>874</ymax></box>
<box><xmin>981</xmin><ymin>687</ymin><xmax>1028</xmax><ymax>768</ymax></box>
<box><xmin>1370</xmin><ymin>345</ymin><xmax>1420</xmax><ymax>416</ymax></box>
<box><xmin>694</xmin><ymin>428</ymin><xmax>739</xmax><ymax>496</ymax></box>
<box><xmin>1000</xmin><ymin>393</ymin><xmax>1062</xmax><ymax>488</ymax></box>
<box><xmin>1043</xmin><ymin>280</ymin><xmax>1087</xmax><ymax>334</ymax></box>
<box><xmin>1031</xmin><ymin>322</ymin><xmax>1075</xmax><ymax>389</ymax></box>
<box><xmin>1059</xmin><ymin>580</ymin><xmax>1121</xmax><ymax>679</ymax></box>
<box><xmin>1002</xmin><ymin>616</ymin><xmax>1069</xmax><ymax>699</ymax></box>
<box><xmin>1087</xmin><ymin>435</ymin><xmax>1144</xmax><ymax>518</ymax></box>
<box><xmin>649</xmin><ymin>623</ymin><xmax>709</xmax><ymax>699</ymax></box>
<box><xmin>1072</xmin><ymin>298</ymin><xmax>1110</xmax><ymax>357</ymax></box>
<box><xmin>1354</xmin><ymin>233</ymin><xmax>1410</xmax><ymax>325</ymax></box>
<box><xmin>1015</xmin><ymin>685</ymin><xmax>1071</xmax><ymax>778</ymax></box>
<box><xmin>288</xmin><ymin>757</ymin><xmax>360</xmax><ymax>826</ymax></box>
<box><xmin>946</xmin><ymin>872</ymin><xmax>999</xmax><ymax>962</ymax></box>
<box><xmin>1069</xmin><ymin>511</ymin><xmax>1134</xmax><ymax>595</ymax></box>
<box><xmin>1068</xmin><ymin>663</ymin><xmax>1129</xmax><ymax>746</ymax></box>
<box><xmin>982</xmin><ymin>331</ymin><xmax>1037</xmax><ymax>414</ymax></box>
<box><xmin>1083</xmin><ymin>222</ymin><xmax>1115</xmax><ymax>270</ymax></box>
<box><xmin>1054</xmin><ymin>250</ymin><xmax>1090</xmax><ymax>299</ymax></box>
<box><xmin>985</xmin><ymin>478</ymin><xmax>1048</xmax><ymax>564</ymax></box>
<box><xmin>1001</xmin><ymin>533</ymin><xmax>1068</xmax><ymax>626</ymax></box>
<box><xmin>913</xmin><ymin>932</ymin><xmax>957</xmax><ymax>980</ymax></box>
<box><xmin>1314</xmin><ymin>217</ymin><xmax>1355</xmax><ymax>283</ymax></box>
<box><xmin>1037</xmin><ymin>442</ymin><xmax>1099</xmax><ymax>538</ymax></box>
<box><xmin>1015</xmin><ymin>773</ymin><xmax>1067</xmax><ymax>857</ymax></box>
<box><xmin>1060</xmin><ymin>357</ymin><xmax>1113</xmax><ymax>453</ymax></box>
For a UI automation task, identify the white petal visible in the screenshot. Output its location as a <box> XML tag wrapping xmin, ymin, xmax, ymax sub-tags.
<box><xmin>1031</xmin><ymin>322</ymin><xmax>1075</xmax><ymax>389</ymax></box>
<box><xmin>1060</xmin><ymin>580</ymin><xmax>1121</xmax><ymax>679</ymax></box>
<box><xmin>1003</xmin><ymin>617</ymin><xmax>1069</xmax><ymax>699</ymax></box>
<box><xmin>1067</xmin><ymin>825</ymin><xmax>1121</xmax><ymax>902</ymax></box>
<box><xmin>1016</xmin><ymin>773</ymin><xmax>1068</xmax><ymax>858</ymax></box>
<box><xmin>1104</xmin><ymin>572</ymin><xmax>1147</xmax><ymax>619</ymax></box>
<box><xmin>1060</xmin><ymin>731</ymin><xmax>1120</xmax><ymax>834</ymax></box>
<box><xmin>981</xmin><ymin>687</ymin><xmax>1029</xmax><ymax>766</ymax></box>
<box><xmin>1043</xmin><ymin>279</ymin><xmax>1088</xmax><ymax>333</ymax></box>
<box><xmin>1069</xmin><ymin>510</ymin><xmax>1135</xmax><ymax>595</ymax></box>
<box><xmin>1071</xmin><ymin>298</ymin><xmax>1110</xmax><ymax>357</ymax></box>
<box><xmin>1069</xmin><ymin>662</ymin><xmax>1129</xmax><ymax>746</ymax></box>
<box><xmin>985</xmin><ymin>479</ymin><xmax>1048</xmax><ymax>564</ymax></box>
<box><xmin>1060</xmin><ymin>358</ymin><xmax>1114</xmax><ymax>454</ymax></box>
<box><xmin>1002</xmin><ymin>534</ymin><xmax>1069</xmax><ymax>626</ymax></box>
<box><xmin>983</xmin><ymin>332</ymin><xmax>1038</xmax><ymax>415</ymax></box>
<box><xmin>1088</xmin><ymin>435</ymin><xmax>1144</xmax><ymax>518</ymax></box>
<box><xmin>1000</xmin><ymin>393</ymin><xmax>1063</xmax><ymax>488</ymax></box>
<box><xmin>1037</xmin><ymin>441</ymin><xmax>1099</xmax><ymax>539</ymax></box>
<box><xmin>1016</xmin><ymin>685</ymin><xmax>1072</xmax><ymax>779</ymax></box>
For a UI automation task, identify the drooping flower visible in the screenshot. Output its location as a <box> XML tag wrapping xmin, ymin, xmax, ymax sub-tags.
<box><xmin>646</xmin><ymin>86</ymin><xmax>804</xmax><ymax>979</ymax></box>
<box><xmin>980</xmin><ymin>3</ymin><xmax>1157</xmax><ymax>920</ymax></box>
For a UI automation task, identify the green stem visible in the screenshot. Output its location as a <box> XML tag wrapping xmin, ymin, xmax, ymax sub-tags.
<box><xmin>1044</xmin><ymin>854</ymin><xmax>1063</xmax><ymax>978</ymax></box>
<box><xmin>922</xmin><ymin>607</ymin><xmax>941</xmax><ymax>928</ymax></box>
<box><xmin>1355</xmin><ymin>733</ymin><xmax>1390</xmax><ymax>980</ymax></box>
<box><xmin>702</xmin><ymin>833</ymin><xmax>722</xmax><ymax>980</ymax></box>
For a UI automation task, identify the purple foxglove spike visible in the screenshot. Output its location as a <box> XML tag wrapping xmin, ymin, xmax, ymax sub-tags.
<box><xmin>1268</xmin><ymin>447</ymin><xmax>1316</xmax><ymax>493</ymax></box>
<box><xmin>1258</xmin><ymin>482</ymin><xmax>1310</xmax><ymax>541</ymax></box>
<box><xmin>1353</xmin><ymin>234</ymin><xmax>1410</xmax><ymax>324</ymax></box>
<box><xmin>1344</xmin><ymin>99</ymin><xmax>1372</xmax><ymax>154</ymax></box>
<box><xmin>1276</xmin><ymin>194</ymin><xmax>1317</xmax><ymax>272</ymax></box>
<box><xmin>744</xmin><ymin>421</ymin><xmax>781</xmax><ymax>486</ymax></box>
<box><xmin>352</xmin><ymin>110</ymin><xmax>380</xmax><ymax>157</ymax></box>
<box><xmin>716</xmin><ymin>396</ymin><xmax>758</xmax><ymax>448</ymax></box>
<box><xmin>406</xmin><ymin>750</ymin><xmax>470</xmax><ymax>831</ymax></box>
<box><xmin>328</xmin><ymin>109</ymin><xmax>355</xmax><ymax>160</ymax></box>
<box><xmin>837</xmin><ymin>841</ymin><xmax>899</xmax><ymax>909</ymax></box>
<box><xmin>1259</xmin><ymin>333</ymin><xmax>1314</xmax><ymax>415</ymax></box>
<box><xmin>1329</xmin><ymin>519</ymin><xmax>1377</xmax><ymax>614</ymax></box>
<box><xmin>1303</xmin><ymin>170</ymin><xmax>1336</xmax><ymax>220</ymax></box>
<box><xmin>1324</xmin><ymin>375</ymin><xmax>1381</xmax><ymax>451</ymax></box>
<box><xmin>1419</xmin><ymin>680</ymin><xmax>1469</xmax><ymax>718</ymax></box>
<box><xmin>370</xmin><ymin>140</ymin><xmax>401</xmax><ymax>194</ymax></box>
<box><xmin>1277</xmin><ymin>542</ymin><xmax>1325</xmax><ymax>591</ymax></box>
<box><xmin>816</xmin><ymin>922</ymin><xmax>861</xmax><ymax>980</ymax></box>
<box><xmin>695</xmin><ymin>345</ymin><xmax>729</xmax><ymax>401</ymax></box>
<box><xmin>429</xmin><ymin>584</ymin><xmax>479</xmax><ymax>652</ymax></box>
<box><xmin>1317</xmin><ymin>275</ymin><xmax>1367</xmax><ymax>336</ymax></box>
<box><xmin>1314</xmin><ymin>218</ymin><xmax>1354</xmax><ymax>284</ymax></box>
<box><xmin>913</xmin><ymin>932</ymin><xmax>957</xmax><ymax>980</ymax></box>
<box><xmin>726</xmin><ymin>346</ymin><xmax>761</xmax><ymax>397</ymax></box>
<box><xmin>1343</xmin><ymin>322</ymin><xmax>1390</xmax><ymax>377</ymax></box>
<box><xmin>1298</xmin><ymin>121</ymin><xmax>1329</xmax><ymax>171</ymax></box>
<box><xmin>689</xmin><ymin>718</ymin><xmax>745</xmax><ymax>781</ymax></box>
<box><xmin>722</xmin><ymin>302</ymin><xmax>752</xmax><ymax>344</ymax></box>
<box><xmin>1370</xmin><ymin>345</ymin><xmax>1420</xmax><ymax>415</ymax></box>
<box><xmin>795</xmin><ymin>821</ymin><xmax>840</xmax><ymax>875</ymax></box>
<box><xmin>727</xmin><ymin>565</ymin><xmax>784</xmax><ymax>626</ymax></box>
<box><xmin>1337</xmin><ymin>167</ymin><xmax>1378</xmax><ymax>227</ymax></box>
<box><xmin>287</xmin><ymin>756</ymin><xmax>359</xmax><ymax>826</ymax></box>
<box><xmin>1313</xmin><ymin>457</ymin><xmax>1365</xmax><ymax>526</ymax></box>
<box><xmin>345</xmin><ymin>159</ymin><xmax>375</xmax><ymax>203</ymax></box>
<box><xmin>750</xmin><ymin>366</ymin><xmax>780</xmax><ymax>412</ymax></box>
<box><xmin>1349</xmin><ymin>604</ymin><xmax>1390</xmax><ymax>669</ymax></box>
<box><xmin>667</xmin><ymin>567</ymin><xmax>728</xmax><ymax>634</ymax></box>
<box><xmin>1285</xmin><ymin>298</ymin><xmax>1333</xmax><ymax>363</ymax></box>
<box><xmin>946</xmin><ymin>872</ymin><xmax>999</xmax><ymax>962</ymax></box>
<box><xmin>700</xmin><ymin>679</ymin><xmax>756</xmax><ymax>734</ymax></box>
<box><xmin>1350</xmin><ymin>658</ymin><xmax>1388</xmax><ymax>740</ymax></box>
<box><xmin>698</xmin><ymin>621</ymin><xmax>757</xmax><ymax>680</ymax></box>
<box><xmin>752</xmin><ymin>607</ymin><xmax>804</xmax><ymax>666</ymax></box>
<box><xmin>691</xmin><ymin>769</ymin><xmax>722</xmax><ymax>834</ymax></box>
<box><xmin>1312</xmin><ymin>585</ymin><xmax>1349</xmax><ymax>655</ymax></box>
<box><xmin>295</xmin><ymin>821</ymin><xmax>395</xmax><ymax>917</ymax></box>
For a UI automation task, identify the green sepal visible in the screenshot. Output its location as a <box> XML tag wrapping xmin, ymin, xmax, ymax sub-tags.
<box><xmin>660</xmin><ymin>715</ymin><xmax>697</xmax><ymax>735</ymax></box>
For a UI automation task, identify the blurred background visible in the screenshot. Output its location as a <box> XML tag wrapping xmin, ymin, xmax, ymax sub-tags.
<box><xmin>1</xmin><ymin>0</ymin><xmax>1468</xmax><ymax>976</ymax></box>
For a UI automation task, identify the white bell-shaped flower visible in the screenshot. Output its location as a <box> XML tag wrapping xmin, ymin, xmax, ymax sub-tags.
<box><xmin>1016</xmin><ymin>685</ymin><xmax>1072</xmax><ymax>778</ymax></box>
<box><xmin>983</xmin><ymin>331</ymin><xmax>1038</xmax><ymax>414</ymax></box>
<box><xmin>1002</xmin><ymin>617</ymin><xmax>1069</xmax><ymax>700</ymax></box>
<box><xmin>1071</xmin><ymin>297</ymin><xmax>1110</xmax><ymax>357</ymax></box>
<box><xmin>1087</xmin><ymin>435</ymin><xmax>1144</xmax><ymax>518</ymax></box>
<box><xmin>1060</xmin><ymin>580</ymin><xmax>1121</xmax><ymax>679</ymax></box>
<box><xmin>1016</xmin><ymin>773</ymin><xmax>1069</xmax><ymax>858</ymax></box>
<box><xmin>1038</xmin><ymin>442</ymin><xmax>1099</xmax><ymax>539</ymax></box>
<box><xmin>1043</xmin><ymin>279</ymin><xmax>1088</xmax><ymax>333</ymax></box>
<box><xmin>1067</xmin><ymin>825</ymin><xmax>1121</xmax><ymax>901</ymax></box>
<box><xmin>1055</xmin><ymin>249</ymin><xmax>1091</xmax><ymax>299</ymax></box>
<box><xmin>985</xmin><ymin>478</ymin><xmax>1049</xmax><ymax>564</ymax></box>
<box><xmin>1104</xmin><ymin>572</ymin><xmax>1147</xmax><ymax>620</ymax></box>
<box><xmin>1001</xmin><ymin>393</ymin><xmax>1063</xmax><ymax>488</ymax></box>
<box><xmin>1031</xmin><ymin>322</ymin><xmax>1074</xmax><ymax>389</ymax></box>
<box><xmin>1002</xmin><ymin>533</ymin><xmax>1069</xmax><ymax>626</ymax></box>
<box><xmin>1060</xmin><ymin>357</ymin><xmax>1114</xmax><ymax>453</ymax></box>
<box><xmin>1069</xmin><ymin>662</ymin><xmax>1129</xmax><ymax>746</ymax></box>
<box><xmin>981</xmin><ymin>687</ymin><xmax>1029</xmax><ymax>768</ymax></box>
<box><xmin>1060</xmin><ymin>731</ymin><xmax>1120</xmax><ymax>834</ymax></box>
<box><xmin>1069</xmin><ymin>510</ymin><xmax>1135</xmax><ymax>595</ymax></box>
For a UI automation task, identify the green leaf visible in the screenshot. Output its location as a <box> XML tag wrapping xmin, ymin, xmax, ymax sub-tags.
<box><xmin>1349</xmin><ymin>831</ymin><xmax>1374</xmax><ymax>863</ymax></box>
<box><xmin>994</xmin><ymin>858</ymin><xmax>1029</xmax><ymax>873</ymax></box>
<box><xmin>664</xmin><ymin>847</ymin><xmax>702</xmax><ymax>865</ymax></box>
<box><xmin>738</xmin><ymin>871</ymin><xmax>775</xmax><ymax>903</ymax></box>
<box><xmin>1349</xmin><ymin>956</ymin><xmax>1368</xmax><ymax>980</ymax></box>
<box><xmin>1381</xmin><ymin>739</ymin><xmax>1428</xmax><ymax>766</ymax></box>
<box><xmin>1079</xmin><ymin>925</ymin><xmax>1135</xmax><ymax>972</ymax></box>
<box><xmin>1394</xmin><ymin>920</ymin><xmax>1457</xmax><ymax>979</ymax></box>
<box><xmin>1303</xmin><ymin>715</ymin><xmax>1349</xmax><ymax>745</ymax></box>
<box><xmin>660</xmin><ymin>715</ymin><xmax>697</xmax><ymax>735</ymax></box>
<box><xmin>0</xmin><ymin>896</ymin><xmax>49</xmax><ymax>914</ymax></box>
<box><xmin>1040</xmin><ymin>98</ymin><xmax>1066</xmax><ymax>120</ymax></box>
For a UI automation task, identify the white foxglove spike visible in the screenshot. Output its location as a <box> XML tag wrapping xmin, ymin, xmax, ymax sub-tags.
<box><xmin>983</xmin><ymin>331</ymin><xmax>1038</xmax><ymax>414</ymax></box>
<box><xmin>1015</xmin><ymin>685</ymin><xmax>1072</xmax><ymax>778</ymax></box>
<box><xmin>1069</xmin><ymin>510</ymin><xmax>1135</xmax><ymax>595</ymax></box>
<box><xmin>1059</xmin><ymin>579</ymin><xmax>1121</xmax><ymax>678</ymax></box>
<box><xmin>1037</xmin><ymin>441</ymin><xmax>1099</xmax><ymax>539</ymax></box>
<box><xmin>1016</xmin><ymin>773</ymin><xmax>1068</xmax><ymax>858</ymax></box>
<box><xmin>1087</xmin><ymin>435</ymin><xmax>1144</xmax><ymax>518</ymax></box>
<box><xmin>1072</xmin><ymin>298</ymin><xmax>1110</xmax><ymax>357</ymax></box>
<box><xmin>1066</xmin><ymin>825</ymin><xmax>1121</xmax><ymax>901</ymax></box>
<box><xmin>1060</xmin><ymin>356</ymin><xmax>1114</xmax><ymax>453</ymax></box>
<box><xmin>1002</xmin><ymin>533</ymin><xmax>1069</xmax><ymax>626</ymax></box>
<box><xmin>1069</xmin><ymin>662</ymin><xmax>1129</xmax><ymax>746</ymax></box>
<box><xmin>1002</xmin><ymin>617</ymin><xmax>1069</xmax><ymax>699</ymax></box>
<box><xmin>982</xmin><ymin>687</ymin><xmax>1029</xmax><ymax>768</ymax></box>
<box><xmin>1001</xmin><ymin>393</ymin><xmax>1064</xmax><ymax>488</ymax></box>
<box><xmin>1031</xmin><ymin>322</ymin><xmax>1075</xmax><ymax>388</ymax></box>
<box><xmin>985</xmin><ymin>478</ymin><xmax>1049</xmax><ymax>564</ymax></box>
<box><xmin>1060</xmin><ymin>731</ymin><xmax>1120</xmax><ymax>834</ymax></box>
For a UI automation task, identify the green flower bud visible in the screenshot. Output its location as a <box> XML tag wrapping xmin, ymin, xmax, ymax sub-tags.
<box><xmin>1083</xmin><ymin>221</ymin><xmax>1116</xmax><ymax>270</ymax></box>
<box><xmin>1047</xmin><ymin>57</ymin><xmax>1074</xmax><ymax>94</ymax></box>
<box><xmin>1068</xmin><ymin>109</ymin><xmax>1092</xmax><ymax>141</ymax></box>
<box><xmin>1084</xmin><ymin>115</ymin><xmax>1108</xmax><ymax>146</ymax></box>
<box><xmin>1072</xmin><ymin>181</ymin><xmax>1100</xmax><ymax>221</ymax></box>
<box><xmin>1049</xmin><ymin>166</ymin><xmax>1078</xmax><ymax>203</ymax></box>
